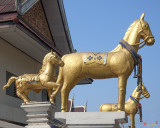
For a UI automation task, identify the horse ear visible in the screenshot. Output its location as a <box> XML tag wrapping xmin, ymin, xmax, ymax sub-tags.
<box><xmin>140</xmin><ymin>12</ymin><xmax>145</xmax><ymax>20</ymax></box>
<box><xmin>51</xmin><ymin>49</ymin><xmax>53</xmax><ymax>54</ymax></box>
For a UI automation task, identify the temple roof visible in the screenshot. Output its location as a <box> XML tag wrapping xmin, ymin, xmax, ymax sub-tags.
<box><xmin>71</xmin><ymin>107</ymin><xmax>86</xmax><ymax>112</ymax></box>
<box><xmin>0</xmin><ymin>0</ymin><xmax>72</xmax><ymax>62</ymax></box>
<box><xmin>0</xmin><ymin>0</ymin><xmax>93</xmax><ymax>85</ymax></box>
<box><xmin>0</xmin><ymin>0</ymin><xmax>74</xmax><ymax>57</ymax></box>
<box><xmin>68</xmin><ymin>97</ymin><xmax>87</xmax><ymax>112</ymax></box>
<box><xmin>0</xmin><ymin>0</ymin><xmax>16</xmax><ymax>13</ymax></box>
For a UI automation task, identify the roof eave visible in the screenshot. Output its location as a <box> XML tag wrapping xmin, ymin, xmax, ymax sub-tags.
<box><xmin>57</xmin><ymin>0</ymin><xmax>74</xmax><ymax>53</ymax></box>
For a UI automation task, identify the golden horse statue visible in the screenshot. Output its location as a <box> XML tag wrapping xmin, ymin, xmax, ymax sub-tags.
<box><xmin>54</xmin><ymin>13</ymin><xmax>155</xmax><ymax>112</ymax></box>
<box><xmin>99</xmin><ymin>84</ymin><xmax>150</xmax><ymax>128</ymax></box>
<box><xmin>3</xmin><ymin>52</ymin><xmax>64</xmax><ymax>103</ymax></box>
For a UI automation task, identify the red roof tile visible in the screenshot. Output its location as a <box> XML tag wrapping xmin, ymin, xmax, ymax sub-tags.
<box><xmin>72</xmin><ymin>107</ymin><xmax>85</xmax><ymax>112</ymax></box>
<box><xmin>68</xmin><ymin>100</ymin><xmax>72</xmax><ymax>111</ymax></box>
<box><xmin>68</xmin><ymin>98</ymin><xmax>87</xmax><ymax>112</ymax></box>
<box><xmin>0</xmin><ymin>0</ymin><xmax>16</xmax><ymax>13</ymax></box>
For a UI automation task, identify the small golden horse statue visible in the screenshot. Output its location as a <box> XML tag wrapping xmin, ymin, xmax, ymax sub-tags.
<box><xmin>99</xmin><ymin>84</ymin><xmax>150</xmax><ymax>128</ymax></box>
<box><xmin>54</xmin><ymin>13</ymin><xmax>155</xmax><ymax>112</ymax></box>
<box><xmin>3</xmin><ymin>51</ymin><xmax>64</xmax><ymax>103</ymax></box>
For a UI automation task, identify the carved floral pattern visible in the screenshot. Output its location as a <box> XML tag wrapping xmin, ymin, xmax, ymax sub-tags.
<box><xmin>21</xmin><ymin>0</ymin><xmax>53</xmax><ymax>43</ymax></box>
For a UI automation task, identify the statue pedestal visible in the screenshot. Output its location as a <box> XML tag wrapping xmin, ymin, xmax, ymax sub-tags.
<box><xmin>21</xmin><ymin>102</ymin><xmax>58</xmax><ymax>128</ymax></box>
<box><xmin>21</xmin><ymin>102</ymin><xmax>127</xmax><ymax>128</ymax></box>
<box><xmin>55</xmin><ymin>111</ymin><xmax>128</xmax><ymax>128</ymax></box>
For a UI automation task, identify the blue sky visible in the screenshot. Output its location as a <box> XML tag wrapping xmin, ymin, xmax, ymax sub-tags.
<box><xmin>63</xmin><ymin>0</ymin><xmax>160</xmax><ymax>127</ymax></box>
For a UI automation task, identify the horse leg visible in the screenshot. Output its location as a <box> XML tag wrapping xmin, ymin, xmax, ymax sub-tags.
<box><xmin>16</xmin><ymin>88</ymin><xmax>30</xmax><ymax>103</ymax></box>
<box><xmin>23</xmin><ymin>89</ymin><xmax>32</xmax><ymax>102</ymax></box>
<box><xmin>50</xmin><ymin>84</ymin><xmax>62</xmax><ymax>104</ymax></box>
<box><xmin>65</xmin><ymin>89</ymin><xmax>71</xmax><ymax>112</ymax></box>
<box><xmin>61</xmin><ymin>77</ymin><xmax>82</xmax><ymax>112</ymax></box>
<box><xmin>59</xmin><ymin>87</ymin><xmax>69</xmax><ymax>112</ymax></box>
<box><xmin>42</xmin><ymin>81</ymin><xmax>58</xmax><ymax>88</ymax></box>
<box><xmin>130</xmin><ymin>114</ymin><xmax>135</xmax><ymax>128</ymax></box>
<box><xmin>61</xmin><ymin>86</ymin><xmax>70</xmax><ymax>112</ymax></box>
<box><xmin>41</xmin><ymin>81</ymin><xmax>60</xmax><ymax>103</ymax></box>
<box><xmin>118</xmin><ymin>75</ymin><xmax>128</xmax><ymax>111</ymax></box>
<box><xmin>23</xmin><ymin>89</ymin><xmax>30</xmax><ymax>98</ymax></box>
<box><xmin>47</xmin><ymin>89</ymin><xmax>52</xmax><ymax>99</ymax></box>
<box><xmin>61</xmin><ymin>80</ymin><xmax>75</xmax><ymax>112</ymax></box>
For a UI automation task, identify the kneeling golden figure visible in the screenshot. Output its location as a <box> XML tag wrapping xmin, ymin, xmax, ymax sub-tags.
<box><xmin>99</xmin><ymin>84</ymin><xmax>150</xmax><ymax>128</ymax></box>
<box><xmin>3</xmin><ymin>51</ymin><xmax>64</xmax><ymax>104</ymax></box>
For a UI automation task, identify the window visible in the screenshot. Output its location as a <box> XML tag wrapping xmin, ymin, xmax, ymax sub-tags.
<box><xmin>42</xmin><ymin>90</ymin><xmax>56</xmax><ymax>103</ymax></box>
<box><xmin>42</xmin><ymin>89</ymin><xmax>49</xmax><ymax>101</ymax></box>
<box><xmin>6</xmin><ymin>71</ymin><xmax>19</xmax><ymax>98</ymax></box>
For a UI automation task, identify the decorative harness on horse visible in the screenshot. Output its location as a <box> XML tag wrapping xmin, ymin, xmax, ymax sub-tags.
<box><xmin>120</xmin><ymin>39</ymin><xmax>144</xmax><ymax>122</ymax></box>
<box><xmin>119</xmin><ymin>39</ymin><xmax>143</xmax><ymax>91</ymax></box>
<box><xmin>119</xmin><ymin>39</ymin><xmax>139</xmax><ymax>65</ymax></box>
<box><xmin>130</xmin><ymin>96</ymin><xmax>142</xmax><ymax>122</ymax></box>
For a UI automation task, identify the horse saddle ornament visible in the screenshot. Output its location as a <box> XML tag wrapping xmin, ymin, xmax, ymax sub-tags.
<box><xmin>84</xmin><ymin>52</ymin><xmax>107</xmax><ymax>65</ymax></box>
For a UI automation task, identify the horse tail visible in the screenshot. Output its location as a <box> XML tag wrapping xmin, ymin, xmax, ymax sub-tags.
<box><xmin>56</xmin><ymin>67</ymin><xmax>63</xmax><ymax>85</ymax></box>
<box><xmin>50</xmin><ymin>67</ymin><xmax>64</xmax><ymax>101</ymax></box>
<box><xmin>3</xmin><ymin>76</ymin><xmax>18</xmax><ymax>90</ymax></box>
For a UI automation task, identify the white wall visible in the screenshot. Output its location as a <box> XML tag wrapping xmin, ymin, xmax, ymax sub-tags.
<box><xmin>0</xmin><ymin>37</ymin><xmax>42</xmax><ymax>124</ymax></box>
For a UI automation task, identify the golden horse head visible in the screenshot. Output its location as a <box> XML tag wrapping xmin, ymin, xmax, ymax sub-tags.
<box><xmin>47</xmin><ymin>51</ymin><xmax>64</xmax><ymax>66</ymax></box>
<box><xmin>137</xmin><ymin>84</ymin><xmax>150</xmax><ymax>99</ymax></box>
<box><xmin>123</xmin><ymin>13</ymin><xmax>155</xmax><ymax>51</ymax></box>
<box><xmin>40</xmin><ymin>51</ymin><xmax>64</xmax><ymax>74</ymax></box>
<box><xmin>139</xmin><ymin>13</ymin><xmax>155</xmax><ymax>46</ymax></box>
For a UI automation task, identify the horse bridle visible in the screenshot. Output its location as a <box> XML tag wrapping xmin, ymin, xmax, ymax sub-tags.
<box><xmin>137</xmin><ymin>92</ymin><xmax>149</xmax><ymax>99</ymax></box>
<box><xmin>131</xmin><ymin>20</ymin><xmax>154</xmax><ymax>49</ymax></box>
<box><xmin>135</xmin><ymin>87</ymin><xmax>149</xmax><ymax>99</ymax></box>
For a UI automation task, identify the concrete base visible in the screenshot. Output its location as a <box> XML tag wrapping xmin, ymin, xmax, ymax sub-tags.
<box><xmin>21</xmin><ymin>102</ymin><xmax>57</xmax><ymax>128</ymax></box>
<box><xmin>55</xmin><ymin>112</ymin><xmax>128</xmax><ymax>128</ymax></box>
<box><xmin>21</xmin><ymin>102</ymin><xmax>128</xmax><ymax>128</ymax></box>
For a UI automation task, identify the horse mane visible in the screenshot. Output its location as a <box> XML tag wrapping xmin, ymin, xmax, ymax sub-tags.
<box><xmin>111</xmin><ymin>20</ymin><xmax>139</xmax><ymax>53</ymax></box>
<box><xmin>39</xmin><ymin>52</ymin><xmax>52</xmax><ymax>74</ymax></box>
<box><xmin>124</xmin><ymin>20</ymin><xmax>139</xmax><ymax>37</ymax></box>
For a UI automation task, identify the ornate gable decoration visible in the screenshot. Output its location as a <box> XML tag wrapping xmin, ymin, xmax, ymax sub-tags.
<box><xmin>21</xmin><ymin>0</ymin><xmax>53</xmax><ymax>43</ymax></box>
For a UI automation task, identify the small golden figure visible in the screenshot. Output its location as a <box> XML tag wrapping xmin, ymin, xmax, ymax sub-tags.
<box><xmin>3</xmin><ymin>51</ymin><xmax>64</xmax><ymax>104</ymax></box>
<box><xmin>54</xmin><ymin>13</ymin><xmax>155</xmax><ymax>112</ymax></box>
<box><xmin>99</xmin><ymin>84</ymin><xmax>150</xmax><ymax>128</ymax></box>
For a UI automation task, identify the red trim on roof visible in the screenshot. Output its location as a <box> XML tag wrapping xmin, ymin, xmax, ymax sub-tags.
<box><xmin>72</xmin><ymin>107</ymin><xmax>85</xmax><ymax>112</ymax></box>
<box><xmin>0</xmin><ymin>12</ymin><xmax>17</xmax><ymax>22</ymax></box>
<box><xmin>0</xmin><ymin>0</ymin><xmax>15</xmax><ymax>12</ymax></box>
<box><xmin>18</xmin><ymin>19</ymin><xmax>63</xmax><ymax>56</ymax></box>
<box><xmin>0</xmin><ymin>0</ymin><xmax>16</xmax><ymax>13</ymax></box>
<box><xmin>0</xmin><ymin>12</ymin><xmax>63</xmax><ymax>56</ymax></box>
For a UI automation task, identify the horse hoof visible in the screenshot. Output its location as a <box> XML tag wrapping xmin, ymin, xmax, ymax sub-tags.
<box><xmin>50</xmin><ymin>100</ymin><xmax>55</xmax><ymax>104</ymax></box>
<box><xmin>24</xmin><ymin>100</ymin><xmax>30</xmax><ymax>104</ymax></box>
<box><xmin>118</xmin><ymin>110</ymin><xmax>124</xmax><ymax>112</ymax></box>
<box><xmin>30</xmin><ymin>101</ymin><xmax>36</xmax><ymax>103</ymax></box>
